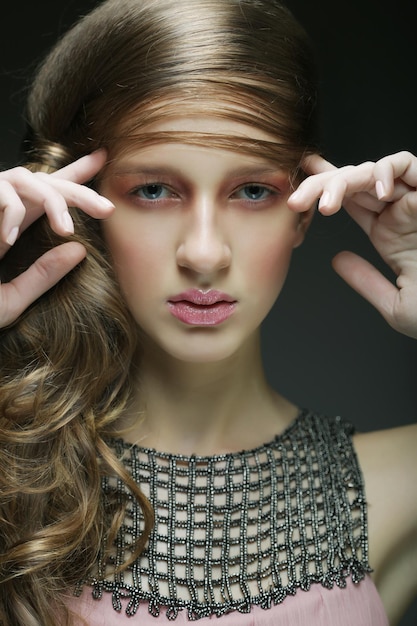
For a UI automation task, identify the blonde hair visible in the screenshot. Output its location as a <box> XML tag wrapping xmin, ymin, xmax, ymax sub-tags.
<box><xmin>0</xmin><ymin>1</ymin><xmax>317</xmax><ymax>624</ymax></box>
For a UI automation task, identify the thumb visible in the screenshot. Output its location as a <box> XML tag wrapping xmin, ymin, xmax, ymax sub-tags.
<box><xmin>332</xmin><ymin>251</ymin><xmax>396</xmax><ymax>322</ymax></box>
<box><xmin>0</xmin><ymin>242</ymin><xmax>86</xmax><ymax>327</ymax></box>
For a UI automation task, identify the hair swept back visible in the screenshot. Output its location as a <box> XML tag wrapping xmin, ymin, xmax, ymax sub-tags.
<box><xmin>0</xmin><ymin>1</ymin><xmax>318</xmax><ymax>624</ymax></box>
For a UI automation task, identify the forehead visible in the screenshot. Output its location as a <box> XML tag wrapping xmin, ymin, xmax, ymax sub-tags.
<box><xmin>106</xmin><ymin>113</ymin><xmax>292</xmax><ymax>171</ymax></box>
<box><xmin>107</xmin><ymin>144</ymin><xmax>287</xmax><ymax>182</ymax></box>
<box><xmin>139</xmin><ymin>115</ymin><xmax>278</xmax><ymax>142</ymax></box>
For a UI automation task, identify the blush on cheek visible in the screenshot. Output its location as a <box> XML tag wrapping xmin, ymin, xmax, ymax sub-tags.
<box><xmin>252</xmin><ymin>241</ymin><xmax>294</xmax><ymax>289</ymax></box>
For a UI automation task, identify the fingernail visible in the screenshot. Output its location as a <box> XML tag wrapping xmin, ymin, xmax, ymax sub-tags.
<box><xmin>375</xmin><ymin>180</ymin><xmax>386</xmax><ymax>200</ymax></box>
<box><xmin>99</xmin><ymin>196</ymin><xmax>115</xmax><ymax>209</ymax></box>
<box><xmin>62</xmin><ymin>211</ymin><xmax>74</xmax><ymax>234</ymax></box>
<box><xmin>288</xmin><ymin>189</ymin><xmax>301</xmax><ymax>202</ymax></box>
<box><xmin>318</xmin><ymin>190</ymin><xmax>330</xmax><ymax>209</ymax></box>
<box><xmin>6</xmin><ymin>226</ymin><xmax>19</xmax><ymax>246</ymax></box>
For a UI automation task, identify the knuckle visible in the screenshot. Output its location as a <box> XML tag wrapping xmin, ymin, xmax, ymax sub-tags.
<box><xmin>7</xmin><ymin>166</ymin><xmax>32</xmax><ymax>183</ymax></box>
<box><xmin>33</xmin><ymin>255</ymin><xmax>53</xmax><ymax>283</ymax></box>
<box><xmin>352</xmin><ymin>161</ymin><xmax>375</xmax><ymax>174</ymax></box>
<box><xmin>397</xmin><ymin>150</ymin><xmax>413</xmax><ymax>160</ymax></box>
<box><xmin>34</xmin><ymin>171</ymin><xmax>51</xmax><ymax>181</ymax></box>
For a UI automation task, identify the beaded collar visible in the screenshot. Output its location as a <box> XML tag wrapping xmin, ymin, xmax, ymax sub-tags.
<box><xmin>77</xmin><ymin>409</ymin><xmax>370</xmax><ymax>620</ymax></box>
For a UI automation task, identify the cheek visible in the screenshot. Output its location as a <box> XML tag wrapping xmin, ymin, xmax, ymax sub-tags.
<box><xmin>238</xmin><ymin>219</ymin><xmax>297</xmax><ymax>292</ymax></box>
<box><xmin>254</xmin><ymin>240</ymin><xmax>292</xmax><ymax>277</ymax></box>
<box><xmin>102</xmin><ymin>218</ymin><xmax>167</xmax><ymax>287</ymax></box>
<box><xmin>247</xmin><ymin>244</ymin><xmax>293</xmax><ymax>310</ymax></box>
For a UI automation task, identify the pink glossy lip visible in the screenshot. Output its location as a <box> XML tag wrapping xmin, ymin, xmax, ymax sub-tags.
<box><xmin>167</xmin><ymin>289</ymin><xmax>237</xmax><ymax>326</ymax></box>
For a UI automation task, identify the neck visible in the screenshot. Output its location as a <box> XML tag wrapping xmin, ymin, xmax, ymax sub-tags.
<box><xmin>118</xmin><ymin>331</ymin><xmax>297</xmax><ymax>456</ymax></box>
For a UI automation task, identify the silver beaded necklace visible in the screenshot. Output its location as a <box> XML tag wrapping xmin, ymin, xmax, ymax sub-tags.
<box><xmin>77</xmin><ymin>409</ymin><xmax>370</xmax><ymax>620</ymax></box>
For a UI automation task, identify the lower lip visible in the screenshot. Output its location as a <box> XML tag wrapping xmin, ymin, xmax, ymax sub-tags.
<box><xmin>167</xmin><ymin>301</ymin><xmax>236</xmax><ymax>326</ymax></box>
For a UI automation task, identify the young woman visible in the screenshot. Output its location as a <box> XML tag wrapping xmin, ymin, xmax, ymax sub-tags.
<box><xmin>0</xmin><ymin>1</ymin><xmax>416</xmax><ymax>625</ymax></box>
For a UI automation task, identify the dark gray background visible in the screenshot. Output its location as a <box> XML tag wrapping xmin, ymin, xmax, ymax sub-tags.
<box><xmin>0</xmin><ymin>1</ymin><xmax>416</xmax><ymax>623</ymax></box>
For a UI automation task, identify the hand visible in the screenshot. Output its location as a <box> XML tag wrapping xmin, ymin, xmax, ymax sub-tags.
<box><xmin>0</xmin><ymin>149</ymin><xmax>114</xmax><ymax>328</ymax></box>
<box><xmin>288</xmin><ymin>151</ymin><xmax>417</xmax><ymax>339</ymax></box>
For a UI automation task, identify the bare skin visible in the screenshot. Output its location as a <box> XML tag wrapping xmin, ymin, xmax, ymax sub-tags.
<box><xmin>289</xmin><ymin>150</ymin><xmax>417</xmax><ymax>623</ymax></box>
<box><xmin>0</xmin><ymin>130</ymin><xmax>416</xmax><ymax>622</ymax></box>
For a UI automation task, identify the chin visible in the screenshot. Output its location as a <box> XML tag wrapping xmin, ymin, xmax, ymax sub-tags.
<box><xmin>154</xmin><ymin>329</ymin><xmax>248</xmax><ymax>364</ymax></box>
<box><xmin>166</xmin><ymin>344</ymin><xmax>240</xmax><ymax>364</ymax></box>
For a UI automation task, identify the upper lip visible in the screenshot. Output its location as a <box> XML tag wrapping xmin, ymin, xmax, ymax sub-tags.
<box><xmin>168</xmin><ymin>289</ymin><xmax>236</xmax><ymax>305</ymax></box>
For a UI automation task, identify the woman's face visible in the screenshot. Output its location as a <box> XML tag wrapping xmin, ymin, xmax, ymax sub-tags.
<box><xmin>99</xmin><ymin>117</ymin><xmax>309</xmax><ymax>363</ymax></box>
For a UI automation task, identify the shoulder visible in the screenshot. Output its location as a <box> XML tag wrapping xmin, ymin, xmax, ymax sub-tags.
<box><xmin>353</xmin><ymin>423</ymin><xmax>417</xmax><ymax>532</ymax></box>
<box><xmin>353</xmin><ymin>423</ymin><xmax>417</xmax><ymax>624</ymax></box>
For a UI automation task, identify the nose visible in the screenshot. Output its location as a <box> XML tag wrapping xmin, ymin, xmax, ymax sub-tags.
<box><xmin>176</xmin><ymin>198</ymin><xmax>231</xmax><ymax>276</ymax></box>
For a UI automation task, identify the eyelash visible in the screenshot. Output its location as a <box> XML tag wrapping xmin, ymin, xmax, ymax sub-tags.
<box><xmin>129</xmin><ymin>183</ymin><xmax>177</xmax><ymax>201</ymax></box>
<box><xmin>128</xmin><ymin>182</ymin><xmax>280</xmax><ymax>206</ymax></box>
<box><xmin>231</xmin><ymin>184</ymin><xmax>278</xmax><ymax>202</ymax></box>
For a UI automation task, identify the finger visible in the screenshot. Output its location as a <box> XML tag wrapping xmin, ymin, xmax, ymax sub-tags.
<box><xmin>0</xmin><ymin>242</ymin><xmax>87</xmax><ymax>328</ymax></box>
<box><xmin>332</xmin><ymin>251</ymin><xmax>396</xmax><ymax>322</ymax></box>
<box><xmin>316</xmin><ymin>162</ymin><xmax>379</xmax><ymax>215</ymax></box>
<box><xmin>16</xmin><ymin>175</ymin><xmax>115</xmax><ymax>235</ymax></box>
<box><xmin>373</xmin><ymin>151</ymin><xmax>417</xmax><ymax>200</ymax></box>
<box><xmin>287</xmin><ymin>165</ymin><xmax>357</xmax><ymax>212</ymax></box>
<box><xmin>51</xmin><ymin>149</ymin><xmax>108</xmax><ymax>183</ymax></box>
<box><xmin>0</xmin><ymin>180</ymin><xmax>27</xmax><ymax>246</ymax></box>
<box><xmin>301</xmin><ymin>153</ymin><xmax>337</xmax><ymax>176</ymax></box>
<box><xmin>344</xmin><ymin>190</ymin><xmax>384</xmax><ymax>214</ymax></box>
<box><xmin>33</xmin><ymin>175</ymin><xmax>115</xmax><ymax>218</ymax></box>
<box><xmin>0</xmin><ymin>166</ymin><xmax>76</xmax><ymax>236</ymax></box>
<box><xmin>0</xmin><ymin>167</ymin><xmax>115</xmax><ymax>244</ymax></box>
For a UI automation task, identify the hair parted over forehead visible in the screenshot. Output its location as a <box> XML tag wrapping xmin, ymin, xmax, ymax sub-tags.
<box><xmin>25</xmin><ymin>0</ymin><xmax>318</xmax><ymax>172</ymax></box>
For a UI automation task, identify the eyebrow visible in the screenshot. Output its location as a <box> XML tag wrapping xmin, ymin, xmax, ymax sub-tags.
<box><xmin>110</xmin><ymin>165</ymin><xmax>286</xmax><ymax>178</ymax></box>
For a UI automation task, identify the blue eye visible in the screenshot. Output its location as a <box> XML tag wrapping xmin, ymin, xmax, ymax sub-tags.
<box><xmin>134</xmin><ymin>184</ymin><xmax>169</xmax><ymax>200</ymax></box>
<box><xmin>235</xmin><ymin>185</ymin><xmax>272</xmax><ymax>201</ymax></box>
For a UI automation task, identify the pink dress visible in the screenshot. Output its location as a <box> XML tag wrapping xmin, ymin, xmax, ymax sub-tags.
<box><xmin>69</xmin><ymin>576</ymin><xmax>389</xmax><ymax>625</ymax></box>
